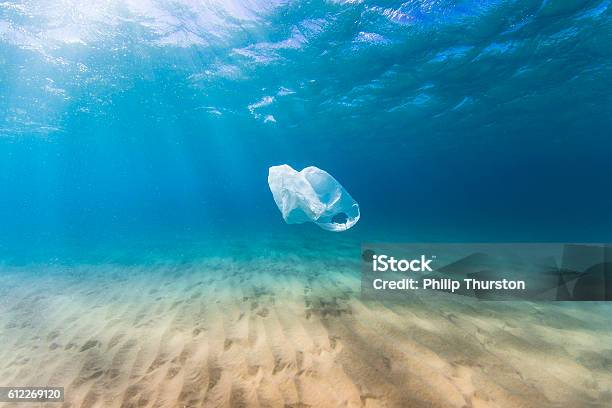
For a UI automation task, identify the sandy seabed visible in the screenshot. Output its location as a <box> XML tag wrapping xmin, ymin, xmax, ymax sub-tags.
<box><xmin>0</xmin><ymin>241</ymin><xmax>611</xmax><ymax>408</ymax></box>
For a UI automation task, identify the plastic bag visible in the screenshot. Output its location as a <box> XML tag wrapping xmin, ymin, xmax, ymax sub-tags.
<box><xmin>268</xmin><ymin>164</ymin><xmax>360</xmax><ymax>232</ymax></box>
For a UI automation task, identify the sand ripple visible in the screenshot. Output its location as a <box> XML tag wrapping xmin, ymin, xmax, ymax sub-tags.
<box><xmin>0</xmin><ymin>250</ymin><xmax>611</xmax><ymax>407</ymax></box>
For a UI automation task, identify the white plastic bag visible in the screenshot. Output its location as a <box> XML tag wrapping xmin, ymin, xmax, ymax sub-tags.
<box><xmin>268</xmin><ymin>164</ymin><xmax>360</xmax><ymax>232</ymax></box>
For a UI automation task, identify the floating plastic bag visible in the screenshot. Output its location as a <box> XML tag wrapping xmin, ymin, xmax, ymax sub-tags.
<box><xmin>268</xmin><ymin>164</ymin><xmax>360</xmax><ymax>232</ymax></box>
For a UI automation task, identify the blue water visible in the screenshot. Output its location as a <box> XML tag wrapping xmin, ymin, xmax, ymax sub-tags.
<box><xmin>1</xmin><ymin>0</ymin><xmax>611</xmax><ymax>260</ymax></box>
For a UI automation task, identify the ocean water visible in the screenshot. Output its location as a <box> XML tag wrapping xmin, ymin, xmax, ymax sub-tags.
<box><xmin>1</xmin><ymin>0</ymin><xmax>611</xmax><ymax>260</ymax></box>
<box><xmin>1</xmin><ymin>3</ymin><xmax>612</xmax><ymax>406</ymax></box>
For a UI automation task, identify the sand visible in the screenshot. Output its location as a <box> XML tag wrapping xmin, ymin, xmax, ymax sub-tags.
<box><xmin>0</xmin><ymin>240</ymin><xmax>611</xmax><ymax>408</ymax></box>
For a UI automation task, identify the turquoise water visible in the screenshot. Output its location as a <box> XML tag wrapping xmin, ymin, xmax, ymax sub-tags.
<box><xmin>1</xmin><ymin>5</ymin><xmax>612</xmax><ymax>406</ymax></box>
<box><xmin>1</xmin><ymin>0</ymin><xmax>611</xmax><ymax>260</ymax></box>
